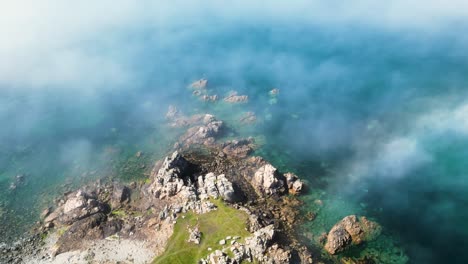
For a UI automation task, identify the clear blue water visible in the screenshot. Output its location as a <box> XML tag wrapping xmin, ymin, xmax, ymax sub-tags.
<box><xmin>1</xmin><ymin>19</ymin><xmax>468</xmax><ymax>263</ymax></box>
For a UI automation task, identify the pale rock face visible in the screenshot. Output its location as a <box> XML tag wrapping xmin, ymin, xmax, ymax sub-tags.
<box><xmin>253</xmin><ymin>164</ymin><xmax>284</xmax><ymax>195</ymax></box>
<box><xmin>63</xmin><ymin>195</ymin><xmax>87</xmax><ymax>214</ymax></box>
<box><xmin>149</xmin><ymin>151</ymin><xmax>189</xmax><ymax>199</ymax></box>
<box><xmin>197</xmin><ymin>173</ymin><xmax>236</xmax><ymax>202</ymax></box>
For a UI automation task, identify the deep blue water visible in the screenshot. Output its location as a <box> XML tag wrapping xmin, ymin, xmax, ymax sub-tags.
<box><xmin>1</xmin><ymin>21</ymin><xmax>468</xmax><ymax>263</ymax></box>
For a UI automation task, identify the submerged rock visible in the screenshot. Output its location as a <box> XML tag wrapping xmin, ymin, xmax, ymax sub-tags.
<box><xmin>224</xmin><ymin>91</ymin><xmax>248</xmax><ymax>103</ymax></box>
<box><xmin>239</xmin><ymin>111</ymin><xmax>257</xmax><ymax>125</ymax></box>
<box><xmin>190</xmin><ymin>79</ymin><xmax>208</xmax><ymax>89</ymax></box>
<box><xmin>178</xmin><ymin>115</ymin><xmax>223</xmax><ymax>147</ymax></box>
<box><xmin>324</xmin><ymin>215</ymin><xmax>382</xmax><ymax>255</ymax></box>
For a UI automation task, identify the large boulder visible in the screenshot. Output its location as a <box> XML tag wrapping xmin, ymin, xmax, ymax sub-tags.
<box><xmin>110</xmin><ymin>184</ymin><xmax>131</xmax><ymax>209</ymax></box>
<box><xmin>324</xmin><ymin>215</ymin><xmax>382</xmax><ymax>255</ymax></box>
<box><xmin>253</xmin><ymin>164</ymin><xmax>285</xmax><ymax>195</ymax></box>
<box><xmin>58</xmin><ymin>190</ymin><xmax>108</xmax><ymax>225</ymax></box>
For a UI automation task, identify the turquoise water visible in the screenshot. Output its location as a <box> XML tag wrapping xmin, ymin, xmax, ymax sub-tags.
<box><xmin>1</xmin><ymin>20</ymin><xmax>468</xmax><ymax>263</ymax></box>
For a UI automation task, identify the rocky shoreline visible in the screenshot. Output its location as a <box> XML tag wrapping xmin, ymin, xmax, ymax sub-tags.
<box><xmin>1</xmin><ymin>81</ymin><xmax>383</xmax><ymax>264</ymax></box>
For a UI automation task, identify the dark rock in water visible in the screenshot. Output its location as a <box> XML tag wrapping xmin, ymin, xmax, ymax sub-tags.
<box><xmin>111</xmin><ymin>184</ymin><xmax>131</xmax><ymax>209</ymax></box>
<box><xmin>324</xmin><ymin>225</ymin><xmax>352</xmax><ymax>255</ymax></box>
<box><xmin>224</xmin><ymin>91</ymin><xmax>248</xmax><ymax>103</ymax></box>
<box><xmin>9</xmin><ymin>174</ymin><xmax>26</xmax><ymax>190</ymax></box>
<box><xmin>56</xmin><ymin>212</ymin><xmax>107</xmax><ymax>255</ymax></box>
<box><xmin>324</xmin><ymin>215</ymin><xmax>382</xmax><ymax>255</ymax></box>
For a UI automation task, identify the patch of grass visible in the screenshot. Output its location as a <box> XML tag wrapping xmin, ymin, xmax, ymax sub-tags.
<box><xmin>152</xmin><ymin>199</ymin><xmax>251</xmax><ymax>264</ymax></box>
<box><xmin>40</xmin><ymin>232</ymin><xmax>48</xmax><ymax>241</ymax></box>
<box><xmin>110</xmin><ymin>209</ymin><xmax>127</xmax><ymax>217</ymax></box>
<box><xmin>57</xmin><ymin>226</ymin><xmax>69</xmax><ymax>236</ymax></box>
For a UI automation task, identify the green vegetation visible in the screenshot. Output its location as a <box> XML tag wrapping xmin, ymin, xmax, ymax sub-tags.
<box><xmin>152</xmin><ymin>199</ymin><xmax>251</xmax><ymax>264</ymax></box>
<box><xmin>110</xmin><ymin>209</ymin><xmax>127</xmax><ymax>217</ymax></box>
<box><xmin>56</xmin><ymin>226</ymin><xmax>69</xmax><ymax>236</ymax></box>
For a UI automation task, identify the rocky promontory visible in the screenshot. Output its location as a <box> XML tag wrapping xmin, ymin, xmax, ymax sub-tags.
<box><xmin>1</xmin><ymin>82</ymin><xmax>386</xmax><ymax>264</ymax></box>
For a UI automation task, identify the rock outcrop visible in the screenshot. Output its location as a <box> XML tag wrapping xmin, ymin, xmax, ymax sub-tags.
<box><xmin>149</xmin><ymin>151</ymin><xmax>189</xmax><ymax>199</ymax></box>
<box><xmin>253</xmin><ymin>164</ymin><xmax>285</xmax><ymax>195</ymax></box>
<box><xmin>284</xmin><ymin>173</ymin><xmax>304</xmax><ymax>195</ymax></box>
<box><xmin>201</xmin><ymin>225</ymin><xmax>291</xmax><ymax>264</ymax></box>
<box><xmin>324</xmin><ymin>215</ymin><xmax>382</xmax><ymax>254</ymax></box>
<box><xmin>197</xmin><ymin>173</ymin><xmax>237</xmax><ymax>202</ymax></box>
<box><xmin>47</xmin><ymin>190</ymin><xmax>109</xmax><ymax>226</ymax></box>
<box><xmin>188</xmin><ymin>227</ymin><xmax>201</xmax><ymax>244</ymax></box>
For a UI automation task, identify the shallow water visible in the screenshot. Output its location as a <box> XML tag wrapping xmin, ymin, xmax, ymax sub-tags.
<box><xmin>1</xmin><ymin>21</ymin><xmax>468</xmax><ymax>263</ymax></box>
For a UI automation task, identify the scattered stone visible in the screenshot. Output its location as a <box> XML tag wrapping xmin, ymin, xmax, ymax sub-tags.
<box><xmin>219</xmin><ymin>239</ymin><xmax>226</xmax><ymax>245</ymax></box>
